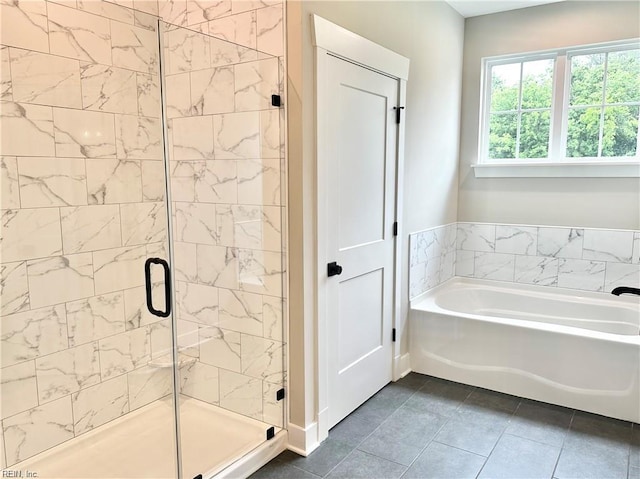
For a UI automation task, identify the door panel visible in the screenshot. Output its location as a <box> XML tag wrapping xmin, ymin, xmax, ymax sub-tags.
<box><xmin>326</xmin><ymin>55</ymin><xmax>398</xmax><ymax>427</ymax></box>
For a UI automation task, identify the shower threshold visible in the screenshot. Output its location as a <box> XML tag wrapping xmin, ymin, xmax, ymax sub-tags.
<box><xmin>9</xmin><ymin>396</ymin><xmax>276</xmax><ymax>478</ymax></box>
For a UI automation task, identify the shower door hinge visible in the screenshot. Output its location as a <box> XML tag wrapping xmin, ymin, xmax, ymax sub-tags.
<box><xmin>271</xmin><ymin>94</ymin><xmax>282</xmax><ymax>107</ymax></box>
<box><xmin>392</xmin><ymin>328</ymin><xmax>396</xmax><ymax>342</ymax></box>
<box><xmin>266</xmin><ymin>426</ymin><xmax>275</xmax><ymax>440</ymax></box>
<box><xmin>394</xmin><ymin>106</ymin><xmax>405</xmax><ymax>124</ymax></box>
<box><xmin>393</xmin><ymin>221</ymin><xmax>398</xmax><ymax>236</ymax></box>
<box><xmin>276</xmin><ymin>388</ymin><xmax>285</xmax><ymax>401</ymax></box>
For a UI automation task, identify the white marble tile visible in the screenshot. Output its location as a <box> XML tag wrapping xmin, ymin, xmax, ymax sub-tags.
<box><xmin>1</xmin><ymin>305</ymin><xmax>68</xmax><ymax>368</ymax></box>
<box><xmin>141</xmin><ymin>161</ymin><xmax>165</xmax><ymax>202</ymax></box>
<box><xmin>263</xmin><ymin>294</ymin><xmax>282</xmax><ymax>341</ymax></box>
<box><xmin>199</xmin><ymin>326</ymin><xmax>241</xmax><ymax>371</ymax></box>
<box><xmin>174</xmin><ymin>241</ymin><xmax>198</xmax><ymax>283</ymax></box>
<box><xmin>441</xmin><ymin>251</ymin><xmax>455</xmax><ymax>283</ymax></box>
<box><xmin>177</xmin><ymin>319</ymin><xmax>200</xmax><ymax>357</ymax></box>
<box><xmin>99</xmin><ymin>327</ymin><xmax>151</xmax><ymax>379</ymax></box>
<box><xmin>234</xmin><ymin>58</ymin><xmax>278</xmax><ymax>111</ymax></box>
<box><xmin>172</xmin><ymin>115</ymin><xmax>215</xmax><ymax>160</ymax></box>
<box><xmin>180</xmin><ymin>360</ymin><xmax>219</xmax><ymax>405</ymax></box>
<box><xmin>123</xmin><ymin>285</ymin><xmax>162</xmax><ymax>330</ymax></box>
<box><xmin>1</xmin><ymin>156</ymin><xmax>20</xmax><ymax>209</ymax></box>
<box><xmin>474</xmin><ymin>252</ymin><xmax>515</xmax><ymax>282</ymax></box>
<box><xmin>78</xmin><ymin>0</ymin><xmax>135</xmax><ymax>24</ymax></box>
<box><xmin>127</xmin><ymin>364</ymin><xmax>172</xmax><ymax>410</ymax></box>
<box><xmin>1</xmin><ymin>361</ymin><xmax>38</xmax><ymax>420</ymax></box>
<box><xmin>231</xmin><ymin>0</ymin><xmax>279</xmax><ymax>14</ymax></box>
<box><xmin>158</xmin><ymin>0</ymin><xmax>188</xmax><ymax>26</ymax></box>
<box><xmin>194</xmin><ymin>160</ymin><xmax>238</xmax><ymax>203</ymax></box>
<box><xmin>425</xmin><ymin>255</ymin><xmax>442</xmax><ymax>291</ymax></box>
<box><xmin>409</xmin><ymin>233</ymin><xmax>419</xmax><ymax>267</ymax></box>
<box><xmin>219</xmin><ymin>369</ymin><xmax>262</xmax><ymax>420</ymax></box>
<box><xmin>35</xmin><ymin>342</ymin><xmax>100</xmax><ymax>403</ymax></box>
<box><xmin>604</xmin><ymin>262</ymin><xmax>640</xmax><ymax>292</ymax></box>
<box><xmin>81</xmin><ymin>63</ymin><xmax>137</xmax><ymax>115</ymax></box>
<box><xmin>241</xmin><ymin>334</ymin><xmax>282</xmax><ymax>382</ymax></box>
<box><xmin>169</xmin><ymin>160</ymin><xmax>198</xmax><ymax>202</ymax></box>
<box><xmin>583</xmin><ymin>229</ymin><xmax>634</xmax><ymax>263</ymax></box>
<box><xmin>557</xmin><ymin>259</ymin><xmax>606</xmax><ymax>292</ymax></box>
<box><xmin>149</xmin><ymin>318</ymin><xmax>171</xmax><ymax>358</ymax></box>
<box><xmin>537</xmin><ymin>227</ymin><xmax>584</xmax><ymax>259</ymax></box>
<box><xmin>87</xmin><ymin>158</ymin><xmax>142</xmax><ymax>204</ymax></box>
<box><xmin>174</xmin><ymin>201</ymin><xmax>217</xmax><ymax>244</ymax></box>
<box><xmin>237</xmin><ymin>248</ymin><xmax>281</xmax><ymax>296</ymax></box>
<box><xmin>209</xmin><ymin>36</ymin><xmax>258</xmax><ymax>67</ymax></box>
<box><xmin>0</xmin><ymin>261</ymin><xmax>29</xmax><ymax>316</ymax></box>
<box><xmin>166</xmin><ymin>26</ymin><xmax>211</xmax><ymax>74</ymax></box>
<box><xmin>72</xmin><ymin>374</ymin><xmax>129</xmax><ymax>436</ymax></box>
<box><xmin>260</xmin><ymin>109</ymin><xmax>280</xmax><ymax>159</ymax></box>
<box><xmin>217</xmin><ymin>204</ymin><xmax>281</xmax><ymax>251</ymax></box>
<box><xmin>187</xmin><ymin>0</ymin><xmax>231</xmax><ymax>26</ymax></box>
<box><xmin>197</xmin><ymin>244</ymin><xmax>239</xmax><ymax>289</ymax></box>
<box><xmin>514</xmin><ymin>256</ymin><xmax>559</xmax><ymax>286</ymax></box>
<box><xmin>60</xmin><ymin>205</ymin><xmax>122</xmax><ymax>254</ymax></box>
<box><xmin>111</xmin><ymin>21</ymin><xmax>158</xmax><ymax>73</ymax></box>
<box><xmin>53</xmin><ymin>108</ymin><xmax>116</xmax><ymax>158</ymax></box>
<box><xmin>263</xmin><ymin>380</ymin><xmax>283</xmax><ymax>427</ymax></box>
<box><xmin>93</xmin><ymin>244</ymin><xmax>147</xmax><ymax>295</ymax></box>
<box><xmin>176</xmin><ymin>281</ymin><xmax>219</xmax><ymax>325</ymax></box>
<box><xmin>10</xmin><ymin>49</ymin><xmax>82</xmax><ymax>108</ymax></box>
<box><xmin>115</xmin><ymin>115</ymin><xmax>162</xmax><ymax>160</ymax></box>
<box><xmin>409</xmin><ymin>261</ymin><xmax>426</xmax><ymax>299</ymax></box>
<box><xmin>0</xmin><ymin>0</ymin><xmax>49</xmax><ymax>53</ymax></box>
<box><xmin>191</xmin><ymin>66</ymin><xmax>235</xmax><ymax>115</ymax></box>
<box><xmin>134</xmin><ymin>0</ymin><xmax>159</xmax><ymax>15</ymax></box>
<box><xmin>120</xmin><ymin>202</ymin><xmax>167</xmax><ymax>246</ymax></box>
<box><xmin>633</xmin><ymin>232</ymin><xmax>640</xmax><ymax>264</ymax></box>
<box><xmin>0</xmin><ymin>102</ymin><xmax>55</xmax><ymax>156</ymax></box>
<box><xmin>213</xmin><ymin>111</ymin><xmax>260</xmax><ymax>159</ymax></box>
<box><xmin>1</xmin><ymin>208</ymin><xmax>62</xmax><ymax>262</ymax></box>
<box><xmin>208</xmin><ymin>11</ymin><xmax>256</xmax><ymax>50</ymax></box>
<box><xmin>48</xmin><ymin>2</ymin><xmax>112</xmax><ymax>64</ymax></box>
<box><xmin>415</xmin><ymin>230</ymin><xmax>436</xmax><ymax>264</ymax></box>
<box><xmin>18</xmin><ymin>157</ymin><xmax>87</xmax><ymax>207</ymax></box>
<box><xmin>218</xmin><ymin>288</ymin><xmax>262</xmax><ymax>336</ymax></box>
<box><xmin>137</xmin><ymin>72</ymin><xmax>160</xmax><ymax>118</ymax></box>
<box><xmin>256</xmin><ymin>4</ymin><xmax>282</xmax><ymax>57</ymax></box>
<box><xmin>0</xmin><ymin>429</ymin><xmax>4</xmax><ymax>470</ymax></box>
<box><xmin>66</xmin><ymin>292</ymin><xmax>126</xmax><ymax>346</ymax></box>
<box><xmin>27</xmin><ymin>254</ymin><xmax>94</xmax><ymax>308</ymax></box>
<box><xmin>165</xmin><ymin>72</ymin><xmax>192</xmax><ymax>119</ymax></box>
<box><xmin>2</xmin><ymin>396</ymin><xmax>74</xmax><ymax>467</ymax></box>
<box><xmin>237</xmin><ymin>158</ymin><xmax>280</xmax><ymax>206</ymax></box>
<box><xmin>495</xmin><ymin>225</ymin><xmax>537</xmax><ymax>256</ymax></box>
<box><xmin>456</xmin><ymin>223</ymin><xmax>495</xmax><ymax>252</ymax></box>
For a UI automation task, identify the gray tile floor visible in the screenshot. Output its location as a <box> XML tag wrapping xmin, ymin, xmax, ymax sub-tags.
<box><xmin>251</xmin><ymin>373</ymin><xmax>640</xmax><ymax>479</ymax></box>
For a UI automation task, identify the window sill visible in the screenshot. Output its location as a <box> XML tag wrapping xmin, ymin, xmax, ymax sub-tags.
<box><xmin>472</xmin><ymin>161</ymin><xmax>640</xmax><ymax>178</ymax></box>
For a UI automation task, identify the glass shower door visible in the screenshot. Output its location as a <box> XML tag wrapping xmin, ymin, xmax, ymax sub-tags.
<box><xmin>160</xmin><ymin>21</ymin><xmax>286</xmax><ymax>478</ymax></box>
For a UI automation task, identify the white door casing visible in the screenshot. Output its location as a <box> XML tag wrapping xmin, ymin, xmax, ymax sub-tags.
<box><xmin>311</xmin><ymin>14</ymin><xmax>410</xmax><ymax>449</ymax></box>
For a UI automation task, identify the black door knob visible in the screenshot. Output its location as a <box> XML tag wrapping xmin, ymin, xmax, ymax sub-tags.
<box><xmin>327</xmin><ymin>262</ymin><xmax>343</xmax><ymax>277</ymax></box>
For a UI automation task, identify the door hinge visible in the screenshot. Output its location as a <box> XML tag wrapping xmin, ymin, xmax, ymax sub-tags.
<box><xmin>394</xmin><ymin>106</ymin><xmax>405</xmax><ymax>124</ymax></box>
<box><xmin>393</xmin><ymin>221</ymin><xmax>398</xmax><ymax>236</ymax></box>
<box><xmin>266</xmin><ymin>426</ymin><xmax>275</xmax><ymax>440</ymax></box>
<box><xmin>276</xmin><ymin>388</ymin><xmax>285</xmax><ymax>401</ymax></box>
<box><xmin>392</xmin><ymin>328</ymin><xmax>396</xmax><ymax>342</ymax></box>
<box><xmin>271</xmin><ymin>94</ymin><xmax>282</xmax><ymax>107</ymax></box>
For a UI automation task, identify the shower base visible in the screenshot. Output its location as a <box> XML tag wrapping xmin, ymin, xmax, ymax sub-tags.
<box><xmin>10</xmin><ymin>396</ymin><xmax>278</xmax><ymax>478</ymax></box>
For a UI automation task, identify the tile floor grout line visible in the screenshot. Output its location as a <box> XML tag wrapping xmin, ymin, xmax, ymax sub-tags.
<box><xmin>550</xmin><ymin>408</ymin><xmax>576</xmax><ymax>479</ymax></box>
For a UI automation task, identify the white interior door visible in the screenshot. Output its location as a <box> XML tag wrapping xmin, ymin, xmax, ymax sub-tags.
<box><xmin>325</xmin><ymin>54</ymin><xmax>398</xmax><ymax>428</ymax></box>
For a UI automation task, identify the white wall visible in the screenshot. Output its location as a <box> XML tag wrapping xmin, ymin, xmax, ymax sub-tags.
<box><xmin>458</xmin><ymin>1</ymin><xmax>640</xmax><ymax>230</ymax></box>
<box><xmin>286</xmin><ymin>0</ymin><xmax>464</xmax><ymax>446</ymax></box>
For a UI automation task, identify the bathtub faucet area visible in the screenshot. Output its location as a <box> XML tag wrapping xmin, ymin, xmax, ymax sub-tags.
<box><xmin>611</xmin><ymin>286</ymin><xmax>640</xmax><ymax>296</ymax></box>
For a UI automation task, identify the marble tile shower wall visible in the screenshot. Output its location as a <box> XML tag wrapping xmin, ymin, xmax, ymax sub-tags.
<box><xmin>0</xmin><ymin>0</ymin><xmax>285</xmax><ymax>469</ymax></box>
<box><xmin>409</xmin><ymin>223</ymin><xmax>640</xmax><ymax>300</ymax></box>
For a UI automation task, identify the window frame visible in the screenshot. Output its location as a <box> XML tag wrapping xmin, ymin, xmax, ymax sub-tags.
<box><xmin>478</xmin><ymin>39</ymin><xmax>640</xmax><ymax>168</ymax></box>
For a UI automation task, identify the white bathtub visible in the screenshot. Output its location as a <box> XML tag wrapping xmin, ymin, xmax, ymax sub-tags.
<box><xmin>409</xmin><ymin>278</ymin><xmax>640</xmax><ymax>423</ymax></box>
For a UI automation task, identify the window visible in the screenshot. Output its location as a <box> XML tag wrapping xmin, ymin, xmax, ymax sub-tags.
<box><xmin>479</xmin><ymin>41</ymin><xmax>640</xmax><ymax>166</ymax></box>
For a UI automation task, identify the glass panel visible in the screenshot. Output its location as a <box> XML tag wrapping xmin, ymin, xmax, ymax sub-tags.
<box><xmin>602</xmin><ymin>105</ymin><xmax>639</xmax><ymax>157</ymax></box>
<box><xmin>566</xmin><ymin>107</ymin><xmax>601</xmax><ymax>157</ymax></box>
<box><xmin>491</xmin><ymin>62</ymin><xmax>520</xmax><ymax>111</ymax></box>
<box><xmin>0</xmin><ymin>11</ymin><xmax>178</xmax><ymax>479</ymax></box>
<box><xmin>161</xmin><ymin>22</ymin><xmax>285</xmax><ymax>479</ymax></box>
<box><xmin>489</xmin><ymin>113</ymin><xmax>517</xmax><ymax>159</ymax></box>
<box><xmin>570</xmin><ymin>53</ymin><xmax>605</xmax><ymax>106</ymax></box>
<box><xmin>521</xmin><ymin>59</ymin><xmax>554</xmax><ymax>109</ymax></box>
<box><xmin>519</xmin><ymin>110</ymin><xmax>551</xmax><ymax>158</ymax></box>
<box><xmin>605</xmin><ymin>49</ymin><xmax>640</xmax><ymax>104</ymax></box>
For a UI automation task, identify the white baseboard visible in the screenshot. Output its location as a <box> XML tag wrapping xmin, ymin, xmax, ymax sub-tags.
<box><xmin>394</xmin><ymin>352</ymin><xmax>411</xmax><ymax>380</ymax></box>
<box><xmin>286</xmin><ymin>421</ymin><xmax>320</xmax><ymax>457</ymax></box>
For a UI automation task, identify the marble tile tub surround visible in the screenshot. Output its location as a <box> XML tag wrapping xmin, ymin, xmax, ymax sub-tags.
<box><xmin>0</xmin><ymin>0</ymin><xmax>286</xmax><ymax>468</ymax></box>
<box><xmin>409</xmin><ymin>223</ymin><xmax>640</xmax><ymax>300</ymax></box>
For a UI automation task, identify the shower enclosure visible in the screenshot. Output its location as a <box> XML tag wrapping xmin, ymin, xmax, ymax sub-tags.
<box><xmin>0</xmin><ymin>2</ymin><xmax>285</xmax><ymax>477</ymax></box>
